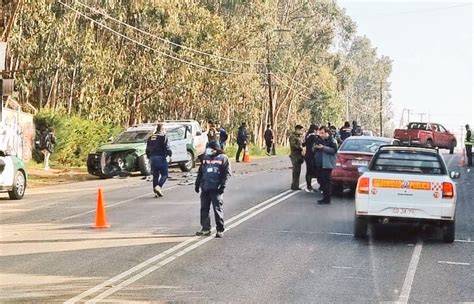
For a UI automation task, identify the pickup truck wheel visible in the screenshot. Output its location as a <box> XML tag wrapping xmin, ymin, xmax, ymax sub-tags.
<box><xmin>354</xmin><ymin>215</ymin><xmax>368</xmax><ymax>238</ymax></box>
<box><xmin>139</xmin><ymin>155</ymin><xmax>152</xmax><ymax>176</ymax></box>
<box><xmin>425</xmin><ymin>139</ymin><xmax>433</xmax><ymax>148</ymax></box>
<box><xmin>449</xmin><ymin>140</ymin><xmax>456</xmax><ymax>154</ymax></box>
<box><xmin>442</xmin><ymin>221</ymin><xmax>455</xmax><ymax>243</ymax></box>
<box><xmin>179</xmin><ymin>151</ymin><xmax>194</xmax><ymax>172</ymax></box>
<box><xmin>8</xmin><ymin>171</ymin><xmax>26</xmax><ymax>200</ymax></box>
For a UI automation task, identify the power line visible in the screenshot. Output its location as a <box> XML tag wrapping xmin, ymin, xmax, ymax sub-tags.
<box><xmin>58</xmin><ymin>1</ymin><xmax>259</xmax><ymax>76</ymax></box>
<box><xmin>272</xmin><ymin>73</ymin><xmax>312</xmax><ymax>100</ymax></box>
<box><xmin>73</xmin><ymin>0</ymin><xmax>264</xmax><ymax>67</ymax></box>
<box><xmin>275</xmin><ymin>68</ymin><xmax>313</xmax><ymax>92</ymax></box>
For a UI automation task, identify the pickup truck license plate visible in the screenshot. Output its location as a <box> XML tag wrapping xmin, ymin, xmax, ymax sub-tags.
<box><xmin>392</xmin><ymin>208</ymin><xmax>416</xmax><ymax>216</ymax></box>
<box><xmin>352</xmin><ymin>160</ymin><xmax>368</xmax><ymax>166</ymax></box>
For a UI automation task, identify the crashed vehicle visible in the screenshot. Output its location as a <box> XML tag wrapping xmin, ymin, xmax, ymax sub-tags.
<box><xmin>0</xmin><ymin>150</ymin><xmax>27</xmax><ymax>200</ymax></box>
<box><xmin>87</xmin><ymin>123</ymin><xmax>197</xmax><ymax>178</ymax></box>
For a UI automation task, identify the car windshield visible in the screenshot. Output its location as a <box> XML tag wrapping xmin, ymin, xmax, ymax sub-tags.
<box><xmin>339</xmin><ymin>139</ymin><xmax>390</xmax><ymax>153</ymax></box>
<box><xmin>372</xmin><ymin>150</ymin><xmax>445</xmax><ymax>174</ymax></box>
<box><xmin>113</xmin><ymin>131</ymin><xmax>153</xmax><ymax>144</ymax></box>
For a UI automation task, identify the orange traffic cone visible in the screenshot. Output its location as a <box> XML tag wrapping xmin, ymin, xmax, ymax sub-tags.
<box><xmin>243</xmin><ymin>147</ymin><xmax>251</xmax><ymax>163</ymax></box>
<box><xmin>92</xmin><ymin>188</ymin><xmax>110</xmax><ymax>229</ymax></box>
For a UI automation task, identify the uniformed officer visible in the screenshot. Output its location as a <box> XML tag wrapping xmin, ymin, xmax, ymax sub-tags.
<box><xmin>289</xmin><ymin>125</ymin><xmax>305</xmax><ymax>190</ymax></box>
<box><xmin>195</xmin><ymin>141</ymin><xmax>231</xmax><ymax>238</ymax></box>
<box><xmin>465</xmin><ymin>124</ymin><xmax>473</xmax><ymax>167</ymax></box>
<box><xmin>146</xmin><ymin>124</ymin><xmax>172</xmax><ymax>197</ymax></box>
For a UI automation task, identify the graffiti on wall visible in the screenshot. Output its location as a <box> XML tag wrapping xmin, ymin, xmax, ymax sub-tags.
<box><xmin>0</xmin><ymin>107</ymin><xmax>34</xmax><ymax>161</ymax></box>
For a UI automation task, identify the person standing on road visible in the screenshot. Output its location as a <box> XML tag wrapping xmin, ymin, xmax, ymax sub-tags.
<box><xmin>352</xmin><ymin>120</ymin><xmax>362</xmax><ymax>136</ymax></box>
<box><xmin>289</xmin><ymin>125</ymin><xmax>305</xmax><ymax>191</ymax></box>
<box><xmin>146</xmin><ymin>123</ymin><xmax>172</xmax><ymax>197</ymax></box>
<box><xmin>465</xmin><ymin>124</ymin><xmax>473</xmax><ymax>167</ymax></box>
<box><xmin>207</xmin><ymin>121</ymin><xmax>220</xmax><ymax>145</ymax></box>
<box><xmin>236</xmin><ymin>122</ymin><xmax>248</xmax><ymax>162</ymax></box>
<box><xmin>303</xmin><ymin>124</ymin><xmax>318</xmax><ymax>192</ymax></box>
<box><xmin>40</xmin><ymin>127</ymin><xmax>56</xmax><ymax>171</ymax></box>
<box><xmin>313</xmin><ymin>126</ymin><xmax>338</xmax><ymax>204</ymax></box>
<box><xmin>195</xmin><ymin>141</ymin><xmax>231</xmax><ymax>238</ymax></box>
<box><xmin>339</xmin><ymin>121</ymin><xmax>352</xmax><ymax>142</ymax></box>
<box><xmin>264</xmin><ymin>124</ymin><xmax>274</xmax><ymax>155</ymax></box>
<box><xmin>217</xmin><ymin>122</ymin><xmax>228</xmax><ymax>150</ymax></box>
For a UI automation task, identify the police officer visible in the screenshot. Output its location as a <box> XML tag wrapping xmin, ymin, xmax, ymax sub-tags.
<box><xmin>465</xmin><ymin>124</ymin><xmax>473</xmax><ymax>167</ymax></box>
<box><xmin>303</xmin><ymin>124</ymin><xmax>318</xmax><ymax>192</ymax></box>
<box><xmin>289</xmin><ymin>125</ymin><xmax>305</xmax><ymax>190</ymax></box>
<box><xmin>146</xmin><ymin>123</ymin><xmax>172</xmax><ymax>197</ymax></box>
<box><xmin>195</xmin><ymin>141</ymin><xmax>231</xmax><ymax>238</ymax></box>
<box><xmin>314</xmin><ymin>126</ymin><xmax>338</xmax><ymax>204</ymax></box>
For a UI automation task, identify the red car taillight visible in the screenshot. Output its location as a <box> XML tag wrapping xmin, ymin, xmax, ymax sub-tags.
<box><xmin>358</xmin><ymin>177</ymin><xmax>370</xmax><ymax>194</ymax></box>
<box><xmin>442</xmin><ymin>182</ymin><xmax>454</xmax><ymax>199</ymax></box>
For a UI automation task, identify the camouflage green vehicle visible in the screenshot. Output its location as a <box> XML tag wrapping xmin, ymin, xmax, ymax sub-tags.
<box><xmin>87</xmin><ymin>123</ymin><xmax>200</xmax><ymax>178</ymax></box>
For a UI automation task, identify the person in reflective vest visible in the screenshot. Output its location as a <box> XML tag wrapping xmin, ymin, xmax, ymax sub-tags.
<box><xmin>195</xmin><ymin>141</ymin><xmax>231</xmax><ymax>238</ymax></box>
<box><xmin>465</xmin><ymin>124</ymin><xmax>473</xmax><ymax>167</ymax></box>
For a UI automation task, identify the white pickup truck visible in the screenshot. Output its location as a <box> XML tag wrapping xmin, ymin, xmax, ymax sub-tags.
<box><xmin>354</xmin><ymin>146</ymin><xmax>459</xmax><ymax>243</ymax></box>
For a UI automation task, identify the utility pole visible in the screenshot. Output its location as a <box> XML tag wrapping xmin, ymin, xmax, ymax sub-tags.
<box><xmin>418</xmin><ymin>112</ymin><xmax>427</xmax><ymax>122</ymax></box>
<box><xmin>266</xmin><ymin>35</ymin><xmax>276</xmax><ymax>155</ymax></box>
<box><xmin>379</xmin><ymin>80</ymin><xmax>383</xmax><ymax>137</ymax></box>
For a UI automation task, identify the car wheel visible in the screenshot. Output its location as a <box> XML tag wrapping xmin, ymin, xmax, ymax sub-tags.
<box><xmin>179</xmin><ymin>151</ymin><xmax>195</xmax><ymax>172</ymax></box>
<box><xmin>8</xmin><ymin>171</ymin><xmax>26</xmax><ymax>200</ymax></box>
<box><xmin>354</xmin><ymin>215</ymin><xmax>368</xmax><ymax>238</ymax></box>
<box><xmin>449</xmin><ymin>140</ymin><xmax>456</xmax><ymax>154</ymax></box>
<box><xmin>442</xmin><ymin>221</ymin><xmax>455</xmax><ymax>243</ymax></box>
<box><xmin>425</xmin><ymin>139</ymin><xmax>433</xmax><ymax>148</ymax></box>
<box><xmin>139</xmin><ymin>155</ymin><xmax>151</xmax><ymax>176</ymax></box>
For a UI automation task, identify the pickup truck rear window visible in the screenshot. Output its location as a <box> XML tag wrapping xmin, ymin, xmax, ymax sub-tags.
<box><xmin>372</xmin><ymin>150</ymin><xmax>445</xmax><ymax>175</ymax></box>
<box><xmin>407</xmin><ymin>123</ymin><xmax>427</xmax><ymax>130</ymax></box>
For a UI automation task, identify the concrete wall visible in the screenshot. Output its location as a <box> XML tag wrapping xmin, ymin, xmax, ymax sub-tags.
<box><xmin>0</xmin><ymin>107</ymin><xmax>35</xmax><ymax>161</ymax></box>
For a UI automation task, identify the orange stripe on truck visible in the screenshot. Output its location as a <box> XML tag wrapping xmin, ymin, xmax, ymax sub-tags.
<box><xmin>372</xmin><ymin>179</ymin><xmax>431</xmax><ymax>190</ymax></box>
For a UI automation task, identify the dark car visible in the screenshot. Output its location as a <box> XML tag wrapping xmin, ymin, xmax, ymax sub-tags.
<box><xmin>331</xmin><ymin>136</ymin><xmax>399</xmax><ymax>193</ymax></box>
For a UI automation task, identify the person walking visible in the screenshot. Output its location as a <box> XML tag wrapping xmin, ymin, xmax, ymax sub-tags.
<box><xmin>146</xmin><ymin>123</ymin><xmax>172</xmax><ymax>197</ymax></box>
<box><xmin>313</xmin><ymin>126</ymin><xmax>338</xmax><ymax>204</ymax></box>
<box><xmin>465</xmin><ymin>124</ymin><xmax>473</xmax><ymax>167</ymax></box>
<box><xmin>195</xmin><ymin>141</ymin><xmax>231</xmax><ymax>238</ymax></box>
<box><xmin>289</xmin><ymin>125</ymin><xmax>305</xmax><ymax>190</ymax></box>
<box><xmin>264</xmin><ymin>124</ymin><xmax>274</xmax><ymax>155</ymax></box>
<box><xmin>303</xmin><ymin>124</ymin><xmax>318</xmax><ymax>192</ymax></box>
<box><xmin>339</xmin><ymin>121</ymin><xmax>352</xmax><ymax>142</ymax></box>
<box><xmin>236</xmin><ymin>122</ymin><xmax>248</xmax><ymax>162</ymax></box>
<box><xmin>40</xmin><ymin>127</ymin><xmax>56</xmax><ymax>171</ymax></box>
<box><xmin>217</xmin><ymin>122</ymin><xmax>228</xmax><ymax>149</ymax></box>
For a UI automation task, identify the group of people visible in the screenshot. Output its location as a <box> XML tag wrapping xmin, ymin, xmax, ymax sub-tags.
<box><xmin>288</xmin><ymin>121</ymin><xmax>361</xmax><ymax>204</ymax></box>
<box><xmin>206</xmin><ymin>121</ymin><xmax>250</xmax><ymax>163</ymax></box>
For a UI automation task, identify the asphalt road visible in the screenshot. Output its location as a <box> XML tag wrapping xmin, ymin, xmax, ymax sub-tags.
<box><xmin>0</xmin><ymin>153</ymin><xmax>472</xmax><ymax>303</ymax></box>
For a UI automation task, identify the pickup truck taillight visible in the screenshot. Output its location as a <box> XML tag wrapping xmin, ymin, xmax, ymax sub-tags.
<box><xmin>442</xmin><ymin>182</ymin><xmax>454</xmax><ymax>199</ymax></box>
<box><xmin>358</xmin><ymin>177</ymin><xmax>370</xmax><ymax>194</ymax></box>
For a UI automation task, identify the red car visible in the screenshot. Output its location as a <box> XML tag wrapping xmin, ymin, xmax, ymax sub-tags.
<box><xmin>393</xmin><ymin>122</ymin><xmax>457</xmax><ymax>154</ymax></box>
<box><xmin>332</xmin><ymin>136</ymin><xmax>398</xmax><ymax>192</ymax></box>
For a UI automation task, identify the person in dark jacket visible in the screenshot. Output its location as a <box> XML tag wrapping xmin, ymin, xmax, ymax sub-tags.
<box><xmin>236</xmin><ymin>122</ymin><xmax>248</xmax><ymax>162</ymax></box>
<box><xmin>264</xmin><ymin>124</ymin><xmax>274</xmax><ymax>155</ymax></box>
<box><xmin>352</xmin><ymin>120</ymin><xmax>362</xmax><ymax>136</ymax></box>
<box><xmin>289</xmin><ymin>125</ymin><xmax>305</xmax><ymax>190</ymax></box>
<box><xmin>465</xmin><ymin>124</ymin><xmax>473</xmax><ymax>167</ymax></box>
<box><xmin>40</xmin><ymin>127</ymin><xmax>56</xmax><ymax>171</ymax></box>
<box><xmin>302</xmin><ymin>124</ymin><xmax>318</xmax><ymax>192</ymax></box>
<box><xmin>339</xmin><ymin>121</ymin><xmax>352</xmax><ymax>142</ymax></box>
<box><xmin>217</xmin><ymin>122</ymin><xmax>228</xmax><ymax>149</ymax></box>
<box><xmin>146</xmin><ymin>124</ymin><xmax>172</xmax><ymax>197</ymax></box>
<box><xmin>195</xmin><ymin>141</ymin><xmax>231</xmax><ymax>238</ymax></box>
<box><xmin>313</xmin><ymin>126</ymin><xmax>338</xmax><ymax>204</ymax></box>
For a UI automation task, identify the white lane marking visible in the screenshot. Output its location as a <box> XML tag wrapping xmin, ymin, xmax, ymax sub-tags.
<box><xmin>332</xmin><ymin>266</ymin><xmax>353</xmax><ymax>269</ymax></box>
<box><xmin>344</xmin><ymin>276</ymin><xmax>371</xmax><ymax>280</ymax></box>
<box><xmin>438</xmin><ymin>261</ymin><xmax>471</xmax><ymax>266</ymax></box>
<box><xmin>66</xmin><ymin>184</ymin><xmax>303</xmax><ymax>303</ymax></box>
<box><xmin>455</xmin><ymin>239</ymin><xmax>474</xmax><ymax>243</ymax></box>
<box><xmin>398</xmin><ymin>241</ymin><xmax>423</xmax><ymax>304</ymax></box>
<box><xmin>86</xmin><ymin>190</ymin><xmax>301</xmax><ymax>303</ymax></box>
<box><xmin>327</xmin><ymin>232</ymin><xmax>353</xmax><ymax>236</ymax></box>
<box><xmin>56</xmin><ymin>185</ymin><xmax>179</xmax><ymax>222</ymax></box>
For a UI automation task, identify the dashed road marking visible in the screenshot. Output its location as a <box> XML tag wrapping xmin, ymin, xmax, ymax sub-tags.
<box><xmin>438</xmin><ymin>261</ymin><xmax>471</xmax><ymax>266</ymax></box>
<box><xmin>398</xmin><ymin>241</ymin><xmax>423</xmax><ymax>304</ymax></box>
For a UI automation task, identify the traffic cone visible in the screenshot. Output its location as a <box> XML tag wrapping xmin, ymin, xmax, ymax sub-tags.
<box><xmin>243</xmin><ymin>147</ymin><xmax>251</xmax><ymax>163</ymax></box>
<box><xmin>92</xmin><ymin>188</ymin><xmax>110</xmax><ymax>229</ymax></box>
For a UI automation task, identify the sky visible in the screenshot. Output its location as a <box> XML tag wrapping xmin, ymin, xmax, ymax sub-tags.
<box><xmin>338</xmin><ymin>0</ymin><xmax>473</xmax><ymax>139</ymax></box>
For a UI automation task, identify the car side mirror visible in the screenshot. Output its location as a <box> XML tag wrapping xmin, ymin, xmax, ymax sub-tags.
<box><xmin>358</xmin><ymin>166</ymin><xmax>368</xmax><ymax>176</ymax></box>
<box><xmin>196</xmin><ymin>131</ymin><xmax>202</xmax><ymax>136</ymax></box>
<box><xmin>450</xmin><ymin>171</ymin><xmax>461</xmax><ymax>179</ymax></box>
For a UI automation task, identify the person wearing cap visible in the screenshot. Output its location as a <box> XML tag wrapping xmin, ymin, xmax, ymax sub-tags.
<box><xmin>289</xmin><ymin>124</ymin><xmax>305</xmax><ymax>190</ymax></box>
<box><xmin>146</xmin><ymin>123</ymin><xmax>172</xmax><ymax>197</ymax></box>
<box><xmin>465</xmin><ymin>124</ymin><xmax>473</xmax><ymax>167</ymax></box>
<box><xmin>195</xmin><ymin>141</ymin><xmax>231</xmax><ymax>238</ymax></box>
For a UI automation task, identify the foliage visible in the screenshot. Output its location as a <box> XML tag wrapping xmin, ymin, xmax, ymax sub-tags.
<box><xmin>34</xmin><ymin>110</ymin><xmax>122</xmax><ymax>167</ymax></box>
